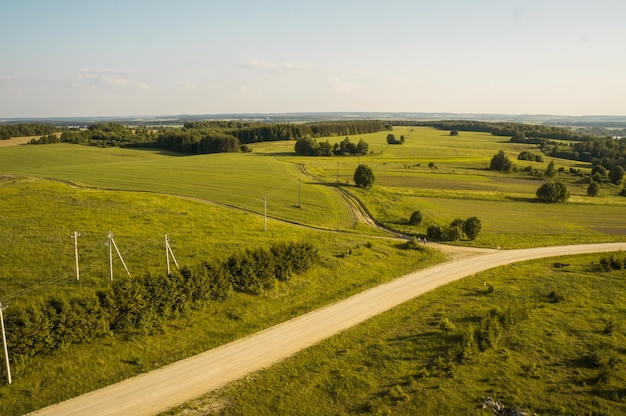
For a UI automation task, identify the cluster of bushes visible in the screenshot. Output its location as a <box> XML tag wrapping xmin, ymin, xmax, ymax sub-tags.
<box><xmin>386</xmin><ymin>133</ymin><xmax>405</xmax><ymax>145</ymax></box>
<box><xmin>599</xmin><ymin>251</ymin><xmax>626</xmax><ymax>271</ymax></box>
<box><xmin>517</xmin><ymin>151</ymin><xmax>543</xmax><ymax>162</ymax></box>
<box><xmin>536</xmin><ymin>181</ymin><xmax>570</xmax><ymax>202</ymax></box>
<box><xmin>4</xmin><ymin>242</ymin><xmax>318</xmax><ymax>364</ymax></box>
<box><xmin>440</xmin><ymin>303</ymin><xmax>531</xmax><ymax>364</ymax></box>
<box><xmin>294</xmin><ymin>136</ymin><xmax>369</xmax><ymax>156</ymax></box>
<box><xmin>426</xmin><ymin>217</ymin><xmax>482</xmax><ymax>242</ymax></box>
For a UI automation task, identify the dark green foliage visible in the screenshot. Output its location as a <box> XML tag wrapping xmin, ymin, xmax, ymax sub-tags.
<box><xmin>354</xmin><ymin>164</ymin><xmax>375</xmax><ymax>188</ymax></box>
<box><xmin>3</xmin><ymin>241</ymin><xmax>318</xmax><ymax>363</ymax></box>
<box><xmin>599</xmin><ymin>251</ymin><xmax>626</xmax><ymax>272</ymax></box>
<box><xmin>608</xmin><ymin>165</ymin><xmax>625</xmax><ymax>185</ymax></box>
<box><xmin>545</xmin><ymin>161</ymin><xmax>557</xmax><ymax>177</ymax></box>
<box><xmin>450</xmin><ymin>129</ymin><xmax>459</xmax><ymax>136</ymax></box>
<box><xmin>588</xmin><ymin>182</ymin><xmax>601</xmax><ymax>196</ymax></box>
<box><xmin>426</xmin><ymin>217</ymin><xmax>482</xmax><ymax>242</ymax></box>
<box><xmin>386</xmin><ymin>133</ymin><xmax>404</xmax><ymax>145</ymax></box>
<box><xmin>0</xmin><ymin>123</ymin><xmax>57</xmax><ymax>140</ymax></box>
<box><xmin>518</xmin><ymin>151</ymin><xmax>544</xmax><ymax>162</ymax></box>
<box><xmin>463</xmin><ymin>217</ymin><xmax>482</xmax><ymax>240</ymax></box>
<box><xmin>489</xmin><ymin>150</ymin><xmax>513</xmax><ymax>172</ymax></box>
<box><xmin>426</xmin><ymin>225</ymin><xmax>443</xmax><ymax>241</ymax></box>
<box><xmin>536</xmin><ymin>181</ymin><xmax>570</xmax><ymax>202</ymax></box>
<box><xmin>408</xmin><ymin>210</ymin><xmax>423</xmax><ymax>226</ymax></box>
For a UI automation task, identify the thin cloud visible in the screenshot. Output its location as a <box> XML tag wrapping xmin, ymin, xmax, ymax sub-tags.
<box><xmin>329</xmin><ymin>77</ymin><xmax>364</xmax><ymax>94</ymax></box>
<box><xmin>76</xmin><ymin>68</ymin><xmax>147</xmax><ymax>90</ymax></box>
<box><xmin>242</xmin><ymin>59</ymin><xmax>306</xmax><ymax>71</ymax></box>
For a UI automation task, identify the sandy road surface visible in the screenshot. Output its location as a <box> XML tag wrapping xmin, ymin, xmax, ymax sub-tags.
<box><xmin>29</xmin><ymin>242</ymin><xmax>626</xmax><ymax>416</ymax></box>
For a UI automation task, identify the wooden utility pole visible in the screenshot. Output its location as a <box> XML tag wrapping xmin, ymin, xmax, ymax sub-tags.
<box><xmin>0</xmin><ymin>302</ymin><xmax>11</xmax><ymax>384</ymax></box>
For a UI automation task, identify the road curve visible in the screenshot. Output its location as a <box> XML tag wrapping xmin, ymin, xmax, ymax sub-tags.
<box><xmin>28</xmin><ymin>242</ymin><xmax>626</xmax><ymax>416</ymax></box>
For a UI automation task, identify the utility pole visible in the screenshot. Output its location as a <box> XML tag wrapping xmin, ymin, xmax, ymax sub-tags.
<box><xmin>0</xmin><ymin>302</ymin><xmax>11</xmax><ymax>384</ymax></box>
<box><xmin>165</xmin><ymin>234</ymin><xmax>179</xmax><ymax>275</ymax></box>
<box><xmin>71</xmin><ymin>231</ymin><xmax>80</xmax><ymax>281</ymax></box>
<box><xmin>106</xmin><ymin>231</ymin><xmax>131</xmax><ymax>282</ymax></box>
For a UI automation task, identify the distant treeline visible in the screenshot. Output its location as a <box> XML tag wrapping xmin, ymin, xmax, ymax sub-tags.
<box><xmin>0</xmin><ymin>123</ymin><xmax>57</xmax><ymax>140</ymax></box>
<box><xmin>29</xmin><ymin>120</ymin><xmax>391</xmax><ymax>154</ymax></box>
<box><xmin>4</xmin><ymin>241</ymin><xmax>318</xmax><ymax>365</ymax></box>
<box><xmin>392</xmin><ymin>120</ymin><xmax>597</xmax><ymax>142</ymax></box>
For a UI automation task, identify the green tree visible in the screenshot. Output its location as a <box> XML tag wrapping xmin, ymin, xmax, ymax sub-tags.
<box><xmin>536</xmin><ymin>181</ymin><xmax>570</xmax><ymax>202</ymax></box>
<box><xmin>463</xmin><ymin>217</ymin><xmax>482</xmax><ymax>240</ymax></box>
<box><xmin>489</xmin><ymin>150</ymin><xmax>513</xmax><ymax>172</ymax></box>
<box><xmin>545</xmin><ymin>161</ymin><xmax>556</xmax><ymax>177</ymax></box>
<box><xmin>408</xmin><ymin>210</ymin><xmax>423</xmax><ymax>226</ymax></box>
<box><xmin>608</xmin><ymin>166</ymin><xmax>625</xmax><ymax>185</ymax></box>
<box><xmin>354</xmin><ymin>164</ymin><xmax>375</xmax><ymax>189</ymax></box>
<box><xmin>588</xmin><ymin>182</ymin><xmax>601</xmax><ymax>196</ymax></box>
<box><xmin>450</xmin><ymin>129</ymin><xmax>459</xmax><ymax>136</ymax></box>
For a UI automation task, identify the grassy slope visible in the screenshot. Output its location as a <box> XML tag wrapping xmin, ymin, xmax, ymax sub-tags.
<box><xmin>0</xmin><ymin>177</ymin><xmax>444</xmax><ymax>415</ymax></box>
<box><xmin>0</xmin><ymin>144</ymin><xmax>352</xmax><ymax>230</ymax></box>
<box><xmin>166</xmin><ymin>255</ymin><xmax>626</xmax><ymax>416</ymax></box>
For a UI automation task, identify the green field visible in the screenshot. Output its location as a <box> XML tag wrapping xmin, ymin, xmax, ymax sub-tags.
<box><xmin>0</xmin><ymin>125</ymin><xmax>625</xmax><ymax>415</ymax></box>
<box><xmin>167</xmin><ymin>254</ymin><xmax>626</xmax><ymax>415</ymax></box>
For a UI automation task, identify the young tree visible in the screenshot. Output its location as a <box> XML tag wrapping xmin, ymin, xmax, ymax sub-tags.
<box><xmin>545</xmin><ymin>161</ymin><xmax>556</xmax><ymax>177</ymax></box>
<box><xmin>588</xmin><ymin>182</ymin><xmax>601</xmax><ymax>196</ymax></box>
<box><xmin>536</xmin><ymin>181</ymin><xmax>570</xmax><ymax>202</ymax></box>
<box><xmin>489</xmin><ymin>150</ymin><xmax>513</xmax><ymax>172</ymax></box>
<box><xmin>354</xmin><ymin>164</ymin><xmax>375</xmax><ymax>189</ymax></box>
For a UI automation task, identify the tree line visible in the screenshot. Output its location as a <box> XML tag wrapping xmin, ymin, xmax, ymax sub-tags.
<box><xmin>0</xmin><ymin>123</ymin><xmax>57</xmax><ymax>140</ymax></box>
<box><xmin>29</xmin><ymin>120</ymin><xmax>390</xmax><ymax>155</ymax></box>
<box><xmin>392</xmin><ymin>120</ymin><xmax>597</xmax><ymax>142</ymax></box>
<box><xmin>3</xmin><ymin>241</ymin><xmax>318</xmax><ymax>367</ymax></box>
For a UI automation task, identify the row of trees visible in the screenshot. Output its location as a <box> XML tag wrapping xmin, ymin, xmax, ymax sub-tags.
<box><xmin>4</xmin><ymin>241</ymin><xmax>318</xmax><ymax>363</ymax></box>
<box><xmin>184</xmin><ymin>120</ymin><xmax>392</xmax><ymax>143</ymax></box>
<box><xmin>294</xmin><ymin>137</ymin><xmax>369</xmax><ymax>156</ymax></box>
<box><xmin>0</xmin><ymin>123</ymin><xmax>57</xmax><ymax>140</ymax></box>
<box><xmin>426</xmin><ymin>217</ymin><xmax>482</xmax><ymax>242</ymax></box>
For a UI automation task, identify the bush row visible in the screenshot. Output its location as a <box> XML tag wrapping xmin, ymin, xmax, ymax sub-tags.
<box><xmin>4</xmin><ymin>241</ymin><xmax>318</xmax><ymax>363</ymax></box>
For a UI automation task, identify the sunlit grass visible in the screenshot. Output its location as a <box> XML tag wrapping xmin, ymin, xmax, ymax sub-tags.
<box><xmin>167</xmin><ymin>254</ymin><xmax>626</xmax><ymax>416</ymax></box>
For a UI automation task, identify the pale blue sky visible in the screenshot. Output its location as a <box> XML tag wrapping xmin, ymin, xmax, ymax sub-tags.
<box><xmin>1</xmin><ymin>0</ymin><xmax>625</xmax><ymax>117</ymax></box>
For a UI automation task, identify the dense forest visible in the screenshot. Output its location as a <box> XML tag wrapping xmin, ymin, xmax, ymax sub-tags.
<box><xmin>0</xmin><ymin>123</ymin><xmax>57</xmax><ymax>140</ymax></box>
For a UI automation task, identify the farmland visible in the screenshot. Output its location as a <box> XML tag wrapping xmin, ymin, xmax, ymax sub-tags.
<box><xmin>0</xmin><ymin>124</ymin><xmax>625</xmax><ymax>415</ymax></box>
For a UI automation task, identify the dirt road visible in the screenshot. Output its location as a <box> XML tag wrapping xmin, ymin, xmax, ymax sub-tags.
<box><xmin>28</xmin><ymin>242</ymin><xmax>626</xmax><ymax>416</ymax></box>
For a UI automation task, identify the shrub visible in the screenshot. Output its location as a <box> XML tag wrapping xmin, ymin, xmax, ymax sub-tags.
<box><xmin>463</xmin><ymin>217</ymin><xmax>482</xmax><ymax>240</ymax></box>
<box><xmin>408</xmin><ymin>210</ymin><xmax>423</xmax><ymax>226</ymax></box>
<box><xmin>536</xmin><ymin>181</ymin><xmax>570</xmax><ymax>202</ymax></box>
<box><xmin>427</xmin><ymin>225</ymin><xmax>443</xmax><ymax>241</ymax></box>
<box><xmin>587</xmin><ymin>182</ymin><xmax>601</xmax><ymax>196</ymax></box>
<box><xmin>490</xmin><ymin>150</ymin><xmax>513</xmax><ymax>172</ymax></box>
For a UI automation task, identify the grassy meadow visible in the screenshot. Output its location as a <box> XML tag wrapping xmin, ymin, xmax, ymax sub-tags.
<box><xmin>164</xmin><ymin>254</ymin><xmax>626</xmax><ymax>416</ymax></box>
<box><xmin>0</xmin><ymin>125</ymin><xmax>625</xmax><ymax>414</ymax></box>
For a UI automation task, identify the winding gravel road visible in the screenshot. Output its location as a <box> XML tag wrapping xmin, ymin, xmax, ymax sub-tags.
<box><xmin>29</xmin><ymin>242</ymin><xmax>626</xmax><ymax>416</ymax></box>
